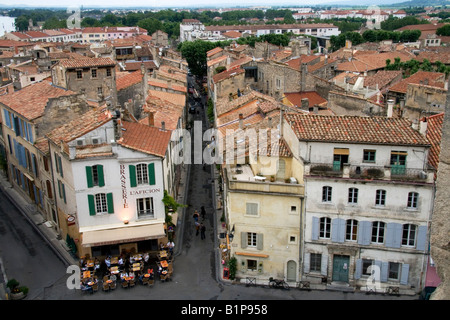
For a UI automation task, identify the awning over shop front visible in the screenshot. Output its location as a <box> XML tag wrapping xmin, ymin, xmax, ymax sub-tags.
<box><xmin>82</xmin><ymin>223</ymin><xmax>165</xmax><ymax>247</ymax></box>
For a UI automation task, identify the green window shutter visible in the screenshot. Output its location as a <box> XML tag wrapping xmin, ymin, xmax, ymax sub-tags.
<box><xmin>97</xmin><ymin>165</ymin><xmax>105</xmax><ymax>187</ymax></box>
<box><xmin>86</xmin><ymin>166</ymin><xmax>93</xmax><ymax>188</ymax></box>
<box><xmin>58</xmin><ymin>156</ymin><xmax>63</xmax><ymax>177</ymax></box>
<box><xmin>129</xmin><ymin>165</ymin><xmax>137</xmax><ymax>188</ymax></box>
<box><xmin>62</xmin><ymin>183</ymin><xmax>66</xmax><ymax>204</ymax></box>
<box><xmin>148</xmin><ymin>163</ymin><xmax>155</xmax><ymax>185</ymax></box>
<box><xmin>107</xmin><ymin>193</ymin><xmax>114</xmax><ymax>214</ymax></box>
<box><xmin>88</xmin><ymin>195</ymin><xmax>96</xmax><ymax>215</ymax></box>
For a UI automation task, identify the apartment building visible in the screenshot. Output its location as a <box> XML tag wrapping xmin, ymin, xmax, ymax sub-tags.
<box><xmin>45</xmin><ymin>107</ymin><xmax>173</xmax><ymax>257</ymax></box>
<box><xmin>283</xmin><ymin>113</ymin><xmax>433</xmax><ymax>294</ymax></box>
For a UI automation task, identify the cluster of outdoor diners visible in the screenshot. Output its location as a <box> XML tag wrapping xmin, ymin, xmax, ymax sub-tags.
<box><xmin>79</xmin><ymin>242</ymin><xmax>175</xmax><ymax>293</ymax></box>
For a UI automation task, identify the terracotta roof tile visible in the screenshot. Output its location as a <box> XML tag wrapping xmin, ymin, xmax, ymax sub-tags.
<box><xmin>118</xmin><ymin>121</ymin><xmax>172</xmax><ymax>158</ymax></box>
<box><xmin>213</xmin><ymin>67</ymin><xmax>244</xmax><ymax>84</ymax></box>
<box><xmin>388</xmin><ymin>71</ymin><xmax>445</xmax><ymax>94</ymax></box>
<box><xmin>285</xmin><ymin>113</ymin><xmax>430</xmax><ymax>146</ymax></box>
<box><xmin>46</xmin><ymin>107</ymin><xmax>112</xmax><ymax>145</ymax></box>
<box><xmin>207</xmin><ymin>47</ymin><xmax>223</xmax><ymax>57</ymax></box>
<box><xmin>284</xmin><ymin>91</ymin><xmax>327</xmax><ymax>109</ymax></box>
<box><xmin>57</xmin><ymin>57</ymin><xmax>116</xmax><ymax>69</ymax></box>
<box><xmin>0</xmin><ymin>81</ymin><xmax>77</xmax><ymax>120</ymax></box>
<box><xmin>425</xmin><ymin>113</ymin><xmax>444</xmax><ymax>170</ymax></box>
<box><xmin>147</xmin><ymin>89</ymin><xmax>186</xmax><ymax>107</ymax></box>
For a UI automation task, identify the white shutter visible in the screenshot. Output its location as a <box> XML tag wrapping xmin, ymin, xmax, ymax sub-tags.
<box><xmin>257</xmin><ymin>233</ymin><xmax>264</xmax><ymax>250</ymax></box>
<box><xmin>241</xmin><ymin>232</ymin><xmax>247</xmax><ymax>249</ymax></box>
<box><xmin>321</xmin><ymin>254</ymin><xmax>328</xmax><ymax>276</ymax></box>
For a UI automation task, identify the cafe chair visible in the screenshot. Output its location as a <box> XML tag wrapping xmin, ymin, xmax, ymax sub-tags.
<box><xmin>160</xmin><ymin>274</ymin><xmax>168</xmax><ymax>282</ymax></box>
<box><xmin>102</xmin><ymin>281</ymin><xmax>110</xmax><ymax>292</ymax></box>
<box><xmin>92</xmin><ymin>283</ymin><xmax>99</xmax><ymax>293</ymax></box>
<box><xmin>129</xmin><ymin>279</ymin><xmax>136</xmax><ymax>288</ymax></box>
<box><xmin>148</xmin><ymin>278</ymin><xmax>155</xmax><ymax>287</ymax></box>
<box><xmin>142</xmin><ymin>276</ymin><xmax>149</xmax><ymax>285</ymax></box>
<box><xmin>121</xmin><ymin>281</ymin><xmax>129</xmax><ymax>289</ymax></box>
<box><xmin>109</xmin><ymin>281</ymin><xmax>116</xmax><ymax>290</ymax></box>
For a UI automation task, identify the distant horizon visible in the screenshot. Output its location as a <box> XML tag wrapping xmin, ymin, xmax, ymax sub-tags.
<box><xmin>0</xmin><ymin>0</ymin><xmax>408</xmax><ymax>10</ymax></box>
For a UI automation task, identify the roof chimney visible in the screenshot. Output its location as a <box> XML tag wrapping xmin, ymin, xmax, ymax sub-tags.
<box><xmin>420</xmin><ymin>118</ymin><xmax>428</xmax><ymax>135</ymax></box>
<box><xmin>301</xmin><ymin>98</ymin><xmax>309</xmax><ymax>110</ymax></box>
<box><xmin>148</xmin><ymin>112</ymin><xmax>154</xmax><ymax>127</ymax></box>
<box><xmin>412</xmin><ymin>119</ymin><xmax>419</xmax><ymax>130</ymax></box>
<box><xmin>387</xmin><ymin>99</ymin><xmax>394</xmax><ymax>118</ymax></box>
<box><xmin>161</xmin><ymin>121</ymin><xmax>165</xmax><ymax>131</ymax></box>
<box><xmin>239</xmin><ymin>113</ymin><xmax>243</xmax><ymax>129</ymax></box>
<box><xmin>268</xmin><ymin>117</ymin><xmax>272</xmax><ymax>127</ymax></box>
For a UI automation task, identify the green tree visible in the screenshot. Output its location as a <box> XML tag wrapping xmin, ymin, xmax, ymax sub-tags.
<box><xmin>437</xmin><ymin>24</ymin><xmax>450</xmax><ymax>36</ymax></box>
<box><xmin>81</xmin><ymin>17</ymin><xmax>101</xmax><ymax>27</ymax></box>
<box><xmin>138</xmin><ymin>18</ymin><xmax>163</xmax><ymax>35</ymax></box>
<box><xmin>15</xmin><ymin>16</ymin><xmax>29</xmax><ymax>31</ymax></box>
<box><xmin>179</xmin><ymin>40</ymin><xmax>217</xmax><ymax>77</ymax></box>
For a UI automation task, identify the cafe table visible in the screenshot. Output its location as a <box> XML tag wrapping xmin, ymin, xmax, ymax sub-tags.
<box><xmin>158</xmin><ymin>250</ymin><xmax>167</xmax><ymax>259</ymax></box>
<box><xmin>110</xmin><ymin>266</ymin><xmax>119</xmax><ymax>274</ymax></box>
<box><xmin>132</xmin><ymin>263</ymin><xmax>141</xmax><ymax>272</ymax></box>
<box><xmin>110</xmin><ymin>257</ymin><xmax>119</xmax><ymax>265</ymax></box>
<box><xmin>160</xmin><ymin>260</ymin><xmax>168</xmax><ymax>268</ymax></box>
<box><xmin>86</xmin><ymin>260</ymin><xmax>94</xmax><ymax>268</ymax></box>
<box><xmin>83</xmin><ymin>271</ymin><xmax>91</xmax><ymax>279</ymax></box>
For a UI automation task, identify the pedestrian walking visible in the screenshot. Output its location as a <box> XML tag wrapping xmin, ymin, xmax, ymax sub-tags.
<box><xmin>200</xmin><ymin>223</ymin><xmax>206</xmax><ymax>240</ymax></box>
<box><xmin>201</xmin><ymin>206</ymin><xmax>206</xmax><ymax>220</ymax></box>
<box><xmin>195</xmin><ymin>221</ymin><xmax>200</xmax><ymax>236</ymax></box>
<box><xmin>193</xmin><ymin>210</ymin><xmax>199</xmax><ymax>222</ymax></box>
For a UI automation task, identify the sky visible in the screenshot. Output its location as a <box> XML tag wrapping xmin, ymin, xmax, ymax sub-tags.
<box><xmin>1</xmin><ymin>0</ymin><xmax>396</xmax><ymax>8</ymax></box>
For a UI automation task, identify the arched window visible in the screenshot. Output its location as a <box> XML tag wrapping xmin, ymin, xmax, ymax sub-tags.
<box><xmin>371</xmin><ymin>221</ymin><xmax>385</xmax><ymax>244</ymax></box>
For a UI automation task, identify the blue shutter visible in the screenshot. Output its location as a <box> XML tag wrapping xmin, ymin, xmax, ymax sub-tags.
<box><xmin>31</xmin><ymin>154</ymin><xmax>37</xmax><ymax>176</ymax></box>
<box><xmin>400</xmin><ymin>264</ymin><xmax>410</xmax><ymax>285</ymax></box>
<box><xmin>380</xmin><ymin>262</ymin><xmax>389</xmax><ymax>283</ymax></box>
<box><xmin>28</xmin><ymin>123</ymin><xmax>33</xmax><ymax>143</ymax></box>
<box><xmin>304</xmin><ymin>252</ymin><xmax>310</xmax><ymax>273</ymax></box>
<box><xmin>385</xmin><ymin>223</ymin><xmax>402</xmax><ymax>248</ymax></box>
<box><xmin>33</xmin><ymin>185</ymin><xmax>38</xmax><ymax>204</ymax></box>
<box><xmin>357</xmin><ymin>221</ymin><xmax>372</xmax><ymax>245</ymax></box>
<box><xmin>331</xmin><ymin>218</ymin><xmax>340</xmax><ymax>242</ymax></box>
<box><xmin>338</xmin><ymin>218</ymin><xmax>346</xmax><ymax>242</ymax></box>
<box><xmin>311</xmin><ymin>216</ymin><xmax>319</xmax><ymax>240</ymax></box>
<box><xmin>416</xmin><ymin>225</ymin><xmax>428</xmax><ymax>251</ymax></box>
<box><xmin>354</xmin><ymin>259</ymin><xmax>362</xmax><ymax>280</ymax></box>
<box><xmin>321</xmin><ymin>255</ymin><xmax>328</xmax><ymax>276</ymax></box>
<box><xmin>3</xmin><ymin>109</ymin><xmax>11</xmax><ymax>128</ymax></box>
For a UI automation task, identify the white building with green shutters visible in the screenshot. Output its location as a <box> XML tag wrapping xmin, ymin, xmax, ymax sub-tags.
<box><xmin>282</xmin><ymin>113</ymin><xmax>434</xmax><ymax>295</ymax></box>
<box><xmin>46</xmin><ymin>107</ymin><xmax>173</xmax><ymax>258</ymax></box>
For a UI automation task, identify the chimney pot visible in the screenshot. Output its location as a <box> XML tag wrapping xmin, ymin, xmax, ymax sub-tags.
<box><xmin>161</xmin><ymin>121</ymin><xmax>165</xmax><ymax>131</ymax></box>
<box><xmin>148</xmin><ymin>112</ymin><xmax>154</xmax><ymax>127</ymax></box>
<box><xmin>387</xmin><ymin>99</ymin><xmax>394</xmax><ymax>117</ymax></box>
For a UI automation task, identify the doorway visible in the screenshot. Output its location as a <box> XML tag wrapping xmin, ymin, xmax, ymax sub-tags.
<box><xmin>332</xmin><ymin>255</ymin><xmax>350</xmax><ymax>282</ymax></box>
<box><xmin>287</xmin><ymin>260</ymin><xmax>297</xmax><ymax>282</ymax></box>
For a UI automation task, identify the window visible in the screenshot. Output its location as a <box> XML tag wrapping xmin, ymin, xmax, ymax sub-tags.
<box><xmin>246</xmin><ymin>203</ymin><xmax>258</xmax><ymax>216</ymax></box>
<box><xmin>247</xmin><ymin>259</ymin><xmax>257</xmax><ymax>271</ymax></box>
<box><xmin>290</xmin><ymin>206</ymin><xmax>297</xmax><ymax>212</ymax></box>
<box><xmin>402</xmin><ymin>224</ymin><xmax>416</xmax><ymax>247</ymax></box>
<box><xmin>362</xmin><ymin>259</ymin><xmax>374</xmax><ymax>276</ymax></box>
<box><xmin>276</xmin><ymin>78</ymin><xmax>281</xmax><ymax>89</ymax></box>
<box><xmin>88</xmin><ymin>193</ymin><xmax>114</xmax><ymax>215</ymax></box>
<box><xmin>363</xmin><ymin>149</ymin><xmax>376</xmax><ymax>162</ymax></box>
<box><xmin>319</xmin><ymin>217</ymin><xmax>331</xmax><ymax>239</ymax></box>
<box><xmin>137</xmin><ymin>197</ymin><xmax>154</xmax><ymax>217</ymax></box>
<box><xmin>371</xmin><ymin>221</ymin><xmax>385</xmax><ymax>244</ymax></box>
<box><xmin>136</xmin><ymin>164</ymin><xmax>148</xmax><ymax>185</ymax></box>
<box><xmin>76</xmin><ymin>70</ymin><xmax>82</xmax><ymax>79</ymax></box>
<box><xmin>322</xmin><ymin>186</ymin><xmax>332</xmax><ymax>202</ymax></box>
<box><xmin>106</xmin><ymin>68</ymin><xmax>112</xmax><ymax>77</ymax></box>
<box><xmin>375</xmin><ymin>189</ymin><xmax>386</xmax><ymax>206</ymax></box>
<box><xmin>390</xmin><ymin>151</ymin><xmax>407</xmax><ymax>175</ymax></box>
<box><xmin>95</xmin><ymin>193</ymin><xmax>108</xmax><ymax>214</ymax></box>
<box><xmin>388</xmin><ymin>262</ymin><xmax>400</xmax><ymax>280</ymax></box>
<box><xmin>346</xmin><ymin>219</ymin><xmax>358</xmax><ymax>241</ymax></box>
<box><xmin>91</xmin><ymin>68</ymin><xmax>97</xmax><ymax>78</ymax></box>
<box><xmin>348</xmin><ymin>188</ymin><xmax>358</xmax><ymax>204</ymax></box>
<box><xmin>247</xmin><ymin>232</ymin><xmax>257</xmax><ymax>247</ymax></box>
<box><xmin>310</xmin><ymin>253</ymin><xmax>321</xmax><ymax>272</ymax></box>
<box><xmin>97</xmin><ymin>87</ymin><xmax>103</xmax><ymax>95</ymax></box>
<box><xmin>86</xmin><ymin>165</ymin><xmax>104</xmax><ymax>188</ymax></box>
<box><xmin>407</xmin><ymin>192</ymin><xmax>418</xmax><ymax>209</ymax></box>
<box><xmin>129</xmin><ymin>163</ymin><xmax>156</xmax><ymax>187</ymax></box>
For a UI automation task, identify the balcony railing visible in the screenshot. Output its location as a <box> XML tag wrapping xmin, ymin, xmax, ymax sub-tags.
<box><xmin>305</xmin><ymin>163</ymin><xmax>434</xmax><ymax>183</ymax></box>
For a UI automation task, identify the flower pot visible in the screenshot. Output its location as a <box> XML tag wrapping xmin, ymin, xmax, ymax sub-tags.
<box><xmin>10</xmin><ymin>291</ymin><xmax>26</xmax><ymax>300</ymax></box>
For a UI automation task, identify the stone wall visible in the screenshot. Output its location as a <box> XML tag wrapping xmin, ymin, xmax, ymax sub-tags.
<box><xmin>404</xmin><ymin>83</ymin><xmax>447</xmax><ymax>121</ymax></box>
<box><xmin>430</xmin><ymin>87</ymin><xmax>450</xmax><ymax>300</ymax></box>
<box><xmin>328</xmin><ymin>91</ymin><xmax>384</xmax><ymax>116</ymax></box>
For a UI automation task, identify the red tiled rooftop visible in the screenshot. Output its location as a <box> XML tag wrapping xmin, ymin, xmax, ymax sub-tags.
<box><xmin>207</xmin><ymin>47</ymin><xmax>223</xmax><ymax>57</ymax></box>
<box><xmin>57</xmin><ymin>57</ymin><xmax>116</xmax><ymax>69</ymax></box>
<box><xmin>213</xmin><ymin>67</ymin><xmax>244</xmax><ymax>84</ymax></box>
<box><xmin>116</xmin><ymin>70</ymin><xmax>144</xmax><ymax>91</ymax></box>
<box><xmin>0</xmin><ymin>81</ymin><xmax>77</xmax><ymax>120</ymax></box>
<box><xmin>425</xmin><ymin>113</ymin><xmax>444</xmax><ymax>170</ymax></box>
<box><xmin>285</xmin><ymin>113</ymin><xmax>430</xmax><ymax>146</ymax></box>
<box><xmin>388</xmin><ymin>71</ymin><xmax>445</xmax><ymax>94</ymax></box>
<box><xmin>284</xmin><ymin>91</ymin><xmax>327</xmax><ymax>108</ymax></box>
<box><xmin>118</xmin><ymin>121</ymin><xmax>172</xmax><ymax>158</ymax></box>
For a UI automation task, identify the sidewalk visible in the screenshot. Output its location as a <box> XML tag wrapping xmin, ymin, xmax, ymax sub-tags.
<box><xmin>0</xmin><ymin>171</ymin><xmax>77</xmax><ymax>268</ymax></box>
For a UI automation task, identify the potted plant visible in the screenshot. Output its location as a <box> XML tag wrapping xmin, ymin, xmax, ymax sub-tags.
<box><xmin>6</xmin><ymin>279</ymin><xmax>28</xmax><ymax>300</ymax></box>
<box><xmin>270</xmin><ymin>175</ymin><xmax>275</xmax><ymax>182</ymax></box>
